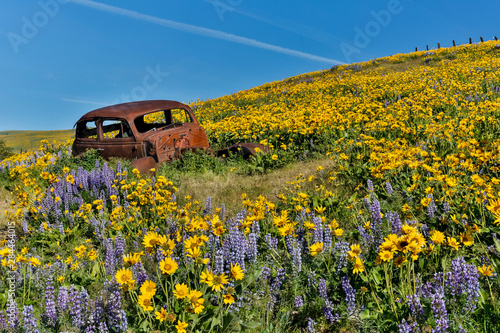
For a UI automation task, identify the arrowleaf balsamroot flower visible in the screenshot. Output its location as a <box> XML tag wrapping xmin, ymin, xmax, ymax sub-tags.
<box><xmin>155</xmin><ymin>307</ymin><xmax>167</xmax><ymax>322</ymax></box>
<box><xmin>123</xmin><ymin>252</ymin><xmax>142</xmax><ymax>267</ymax></box>
<box><xmin>310</xmin><ymin>242</ymin><xmax>324</xmax><ymax>256</ymax></box>
<box><xmin>478</xmin><ymin>264</ymin><xmax>493</xmax><ymax>277</ymax></box>
<box><xmin>353</xmin><ymin>257</ymin><xmax>364</xmax><ymax>274</ymax></box>
<box><xmin>430</xmin><ymin>230</ymin><xmax>445</xmax><ymax>245</ymax></box>
<box><xmin>379</xmin><ymin>250</ymin><xmax>394</xmax><ymax>262</ymax></box>
<box><xmin>138</xmin><ymin>293</ymin><xmax>154</xmax><ymax>311</ymax></box>
<box><xmin>115</xmin><ymin>268</ymin><xmax>135</xmax><ymax>289</ymax></box>
<box><xmin>140</xmin><ymin>280</ymin><xmax>156</xmax><ymax>298</ymax></box>
<box><xmin>223</xmin><ymin>294</ymin><xmax>235</xmax><ymax>304</ymax></box>
<box><xmin>211</xmin><ymin>273</ymin><xmax>229</xmax><ymax>292</ymax></box>
<box><xmin>159</xmin><ymin>257</ymin><xmax>178</xmax><ymax>275</ymax></box>
<box><xmin>176</xmin><ymin>320</ymin><xmax>189</xmax><ymax>333</ymax></box>
<box><xmin>347</xmin><ymin>244</ymin><xmax>362</xmax><ymax>260</ymax></box>
<box><xmin>142</xmin><ymin>231</ymin><xmax>160</xmax><ymax>250</ymax></box>
<box><xmin>173</xmin><ymin>283</ymin><xmax>189</xmax><ymax>299</ymax></box>
<box><xmin>447</xmin><ymin>237</ymin><xmax>460</xmax><ymax>251</ymax></box>
<box><xmin>229</xmin><ymin>263</ymin><xmax>244</xmax><ymax>281</ymax></box>
<box><xmin>188</xmin><ymin>289</ymin><xmax>205</xmax><ymax>314</ymax></box>
<box><xmin>200</xmin><ymin>269</ymin><xmax>214</xmax><ymax>286</ymax></box>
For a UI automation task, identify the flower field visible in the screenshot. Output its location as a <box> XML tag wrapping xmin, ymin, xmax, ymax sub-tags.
<box><xmin>2</xmin><ymin>40</ymin><xmax>500</xmax><ymax>332</ymax></box>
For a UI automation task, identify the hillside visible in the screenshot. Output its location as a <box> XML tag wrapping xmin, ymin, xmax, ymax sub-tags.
<box><xmin>0</xmin><ymin>129</ymin><xmax>74</xmax><ymax>152</ymax></box>
<box><xmin>1</xmin><ymin>40</ymin><xmax>500</xmax><ymax>332</ymax></box>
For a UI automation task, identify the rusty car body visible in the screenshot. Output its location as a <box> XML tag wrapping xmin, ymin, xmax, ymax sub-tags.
<box><xmin>72</xmin><ymin>100</ymin><xmax>263</xmax><ymax>173</ymax></box>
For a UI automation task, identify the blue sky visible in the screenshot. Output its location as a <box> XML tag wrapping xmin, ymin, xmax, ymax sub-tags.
<box><xmin>0</xmin><ymin>0</ymin><xmax>498</xmax><ymax>131</ymax></box>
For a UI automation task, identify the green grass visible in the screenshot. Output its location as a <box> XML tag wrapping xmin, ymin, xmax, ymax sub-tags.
<box><xmin>0</xmin><ymin>129</ymin><xmax>74</xmax><ymax>152</ymax></box>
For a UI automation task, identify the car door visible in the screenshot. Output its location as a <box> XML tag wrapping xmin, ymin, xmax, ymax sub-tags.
<box><xmin>98</xmin><ymin>118</ymin><xmax>142</xmax><ymax>159</ymax></box>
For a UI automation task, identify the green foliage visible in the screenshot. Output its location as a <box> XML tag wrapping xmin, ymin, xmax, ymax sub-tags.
<box><xmin>48</xmin><ymin>148</ymin><xmax>104</xmax><ymax>175</ymax></box>
<box><xmin>0</xmin><ymin>139</ymin><xmax>13</xmax><ymax>161</ymax></box>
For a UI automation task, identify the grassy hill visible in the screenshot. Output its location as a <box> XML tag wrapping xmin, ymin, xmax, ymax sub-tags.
<box><xmin>0</xmin><ymin>129</ymin><xmax>74</xmax><ymax>152</ymax></box>
<box><xmin>1</xmin><ymin>40</ymin><xmax>500</xmax><ymax>332</ymax></box>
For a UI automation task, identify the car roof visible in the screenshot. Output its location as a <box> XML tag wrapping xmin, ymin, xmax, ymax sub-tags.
<box><xmin>74</xmin><ymin>100</ymin><xmax>190</xmax><ymax>124</ymax></box>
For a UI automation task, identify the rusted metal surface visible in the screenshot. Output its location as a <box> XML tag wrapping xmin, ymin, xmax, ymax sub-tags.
<box><xmin>215</xmin><ymin>143</ymin><xmax>268</xmax><ymax>159</ymax></box>
<box><xmin>72</xmin><ymin>100</ymin><xmax>210</xmax><ymax>173</ymax></box>
<box><xmin>72</xmin><ymin>100</ymin><xmax>266</xmax><ymax>174</ymax></box>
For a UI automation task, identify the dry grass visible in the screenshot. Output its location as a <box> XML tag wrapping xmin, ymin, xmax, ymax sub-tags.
<box><xmin>0</xmin><ymin>187</ymin><xmax>12</xmax><ymax>240</ymax></box>
<box><xmin>173</xmin><ymin>157</ymin><xmax>336</xmax><ymax>216</ymax></box>
<box><xmin>0</xmin><ymin>129</ymin><xmax>74</xmax><ymax>152</ymax></box>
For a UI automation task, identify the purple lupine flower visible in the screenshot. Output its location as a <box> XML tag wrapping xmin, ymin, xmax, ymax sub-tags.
<box><xmin>57</xmin><ymin>286</ymin><xmax>69</xmax><ymax>312</ymax></box>
<box><xmin>312</xmin><ymin>216</ymin><xmax>324</xmax><ymax>244</ymax></box>
<box><xmin>270</xmin><ymin>269</ymin><xmax>285</xmax><ymax>291</ymax></box>
<box><xmin>406</xmin><ymin>294</ymin><xmax>424</xmax><ymax>319</ymax></box>
<box><xmin>285</xmin><ymin>235</ymin><xmax>294</xmax><ymax>254</ymax></box>
<box><xmin>203</xmin><ymin>196</ymin><xmax>212</xmax><ymax>216</ymax></box>
<box><xmin>106</xmin><ymin>281</ymin><xmax>128</xmax><ymax>332</ymax></box>
<box><xmin>370</xmin><ymin>199</ymin><xmax>383</xmax><ymax>247</ymax></box>
<box><xmin>357</xmin><ymin>225</ymin><xmax>374</xmax><ymax>249</ymax></box>
<box><xmin>214</xmin><ymin>249</ymin><xmax>225</xmax><ymax>275</ymax></box>
<box><xmin>318</xmin><ymin>279</ymin><xmax>328</xmax><ymax>300</ymax></box>
<box><xmin>6</xmin><ymin>298</ymin><xmax>18</xmax><ymax>329</ymax></box>
<box><xmin>133</xmin><ymin>262</ymin><xmax>149</xmax><ymax>288</ymax></box>
<box><xmin>291</xmin><ymin>239</ymin><xmax>302</xmax><ymax>275</ymax></box>
<box><xmin>334</xmin><ymin>241</ymin><xmax>350</xmax><ymax>273</ymax></box>
<box><xmin>22</xmin><ymin>305</ymin><xmax>39</xmax><ymax>333</ymax></box>
<box><xmin>398</xmin><ymin>319</ymin><xmax>418</xmax><ymax>333</ymax></box>
<box><xmin>388</xmin><ymin>211</ymin><xmax>402</xmax><ymax>235</ymax></box>
<box><xmin>443</xmin><ymin>202</ymin><xmax>450</xmax><ymax>213</ymax></box>
<box><xmin>223</xmin><ymin>222</ymin><xmax>247</xmax><ymax>270</ymax></box>
<box><xmin>427</xmin><ymin>284</ymin><xmax>448</xmax><ymax>333</ymax></box>
<box><xmin>265</xmin><ymin>233</ymin><xmax>278</xmax><ymax>252</ymax></box>
<box><xmin>421</xmin><ymin>224</ymin><xmax>429</xmax><ymax>237</ymax></box>
<box><xmin>342</xmin><ymin>276</ymin><xmax>356</xmax><ymax>314</ymax></box>
<box><xmin>0</xmin><ymin>311</ymin><xmax>7</xmax><ymax>330</ymax></box>
<box><xmin>247</xmin><ymin>233</ymin><xmax>258</xmax><ymax>263</ymax></box>
<box><xmin>114</xmin><ymin>234</ymin><xmax>126</xmax><ymax>266</ymax></box>
<box><xmin>251</xmin><ymin>217</ymin><xmax>260</xmax><ymax>236</ymax></box>
<box><xmin>42</xmin><ymin>280</ymin><xmax>57</xmax><ymax>327</ymax></box>
<box><xmin>268</xmin><ymin>268</ymin><xmax>285</xmax><ymax>312</ymax></box>
<box><xmin>445</xmin><ymin>256</ymin><xmax>480</xmax><ymax>311</ymax></box>
<box><xmin>367</xmin><ymin>179</ymin><xmax>374</xmax><ymax>192</ymax></box>
<box><xmin>307</xmin><ymin>317</ymin><xmax>317</xmax><ymax>333</ymax></box>
<box><xmin>294</xmin><ymin>296</ymin><xmax>304</xmax><ymax>308</ymax></box>
<box><xmin>426</xmin><ymin>194</ymin><xmax>436</xmax><ymax>219</ymax></box>
<box><xmin>105</xmin><ymin>238</ymin><xmax>115</xmax><ymax>276</ymax></box>
<box><xmin>386</xmin><ymin>181</ymin><xmax>394</xmax><ymax>195</ymax></box>
<box><xmin>69</xmin><ymin>286</ymin><xmax>85</xmax><ymax>329</ymax></box>
<box><xmin>22</xmin><ymin>218</ymin><xmax>29</xmax><ymax>234</ymax></box>
<box><xmin>219</xmin><ymin>203</ymin><xmax>225</xmax><ymax>220</ymax></box>
<box><xmin>322</xmin><ymin>307</ymin><xmax>339</xmax><ymax>324</ymax></box>
<box><xmin>258</xmin><ymin>266</ymin><xmax>271</xmax><ymax>284</ymax></box>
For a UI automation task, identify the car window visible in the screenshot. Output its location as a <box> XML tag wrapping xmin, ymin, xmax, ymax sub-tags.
<box><xmin>76</xmin><ymin>121</ymin><xmax>98</xmax><ymax>139</ymax></box>
<box><xmin>144</xmin><ymin>111</ymin><xmax>167</xmax><ymax>124</ymax></box>
<box><xmin>102</xmin><ymin>119</ymin><xmax>133</xmax><ymax>139</ymax></box>
<box><xmin>171</xmin><ymin>108</ymin><xmax>192</xmax><ymax>123</ymax></box>
<box><xmin>135</xmin><ymin>111</ymin><xmax>169</xmax><ymax>133</ymax></box>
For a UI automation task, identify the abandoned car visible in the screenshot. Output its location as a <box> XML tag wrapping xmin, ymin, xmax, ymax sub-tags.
<box><xmin>72</xmin><ymin>100</ymin><xmax>264</xmax><ymax>173</ymax></box>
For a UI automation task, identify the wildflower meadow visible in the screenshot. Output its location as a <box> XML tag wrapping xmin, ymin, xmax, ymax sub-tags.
<box><xmin>1</xmin><ymin>40</ymin><xmax>500</xmax><ymax>332</ymax></box>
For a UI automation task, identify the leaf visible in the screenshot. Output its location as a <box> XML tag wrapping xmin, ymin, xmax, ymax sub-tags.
<box><xmin>493</xmin><ymin>237</ymin><xmax>500</xmax><ymax>254</ymax></box>
<box><xmin>210</xmin><ymin>316</ymin><xmax>221</xmax><ymax>331</ymax></box>
<box><xmin>241</xmin><ymin>321</ymin><xmax>261</xmax><ymax>329</ymax></box>
<box><xmin>371</xmin><ymin>268</ymin><xmax>382</xmax><ymax>285</ymax></box>
<box><xmin>91</xmin><ymin>261</ymin><xmax>100</xmax><ymax>277</ymax></box>
<box><xmin>359</xmin><ymin>309</ymin><xmax>372</xmax><ymax>319</ymax></box>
